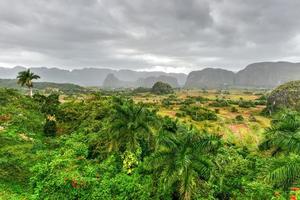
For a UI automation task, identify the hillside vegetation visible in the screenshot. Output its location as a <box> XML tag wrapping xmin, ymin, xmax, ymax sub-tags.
<box><xmin>0</xmin><ymin>79</ymin><xmax>90</xmax><ymax>94</ymax></box>
<box><xmin>267</xmin><ymin>81</ymin><xmax>300</xmax><ymax>113</ymax></box>
<box><xmin>1</xmin><ymin>81</ymin><xmax>300</xmax><ymax>199</ymax></box>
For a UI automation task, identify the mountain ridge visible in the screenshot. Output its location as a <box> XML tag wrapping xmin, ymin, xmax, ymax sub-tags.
<box><xmin>102</xmin><ymin>74</ymin><xmax>180</xmax><ymax>89</ymax></box>
<box><xmin>0</xmin><ymin>66</ymin><xmax>187</xmax><ymax>87</ymax></box>
<box><xmin>1</xmin><ymin>61</ymin><xmax>300</xmax><ymax>89</ymax></box>
<box><xmin>185</xmin><ymin>61</ymin><xmax>300</xmax><ymax>89</ymax></box>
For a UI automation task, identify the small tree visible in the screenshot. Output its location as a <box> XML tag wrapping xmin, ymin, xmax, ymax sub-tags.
<box><xmin>151</xmin><ymin>81</ymin><xmax>173</xmax><ymax>95</ymax></box>
<box><xmin>17</xmin><ymin>69</ymin><xmax>40</xmax><ymax>97</ymax></box>
<box><xmin>44</xmin><ymin>117</ymin><xmax>57</xmax><ymax>137</ymax></box>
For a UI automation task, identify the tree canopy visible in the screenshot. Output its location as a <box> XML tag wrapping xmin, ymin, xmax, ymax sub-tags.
<box><xmin>17</xmin><ymin>69</ymin><xmax>40</xmax><ymax>97</ymax></box>
<box><xmin>151</xmin><ymin>81</ymin><xmax>174</xmax><ymax>95</ymax></box>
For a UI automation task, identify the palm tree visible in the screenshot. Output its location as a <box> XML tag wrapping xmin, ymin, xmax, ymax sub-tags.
<box><xmin>151</xmin><ymin>118</ymin><xmax>221</xmax><ymax>200</ymax></box>
<box><xmin>17</xmin><ymin>69</ymin><xmax>40</xmax><ymax>97</ymax></box>
<box><xmin>259</xmin><ymin>111</ymin><xmax>300</xmax><ymax>155</ymax></box>
<box><xmin>108</xmin><ymin>97</ymin><xmax>155</xmax><ymax>153</ymax></box>
<box><xmin>259</xmin><ymin>111</ymin><xmax>300</xmax><ymax>189</ymax></box>
<box><xmin>266</xmin><ymin>154</ymin><xmax>300</xmax><ymax>190</ymax></box>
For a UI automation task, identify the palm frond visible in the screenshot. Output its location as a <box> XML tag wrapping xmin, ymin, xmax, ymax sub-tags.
<box><xmin>266</xmin><ymin>155</ymin><xmax>300</xmax><ymax>188</ymax></box>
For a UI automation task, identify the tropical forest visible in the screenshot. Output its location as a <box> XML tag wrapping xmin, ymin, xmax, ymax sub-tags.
<box><xmin>1</xmin><ymin>69</ymin><xmax>300</xmax><ymax>200</ymax></box>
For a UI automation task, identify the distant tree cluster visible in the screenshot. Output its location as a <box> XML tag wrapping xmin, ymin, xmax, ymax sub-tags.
<box><xmin>151</xmin><ymin>81</ymin><xmax>174</xmax><ymax>95</ymax></box>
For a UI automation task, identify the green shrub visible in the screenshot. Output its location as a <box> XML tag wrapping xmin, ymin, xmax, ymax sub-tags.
<box><xmin>132</xmin><ymin>87</ymin><xmax>151</xmax><ymax>93</ymax></box>
<box><xmin>209</xmin><ymin>99</ymin><xmax>230</xmax><ymax>107</ymax></box>
<box><xmin>235</xmin><ymin>115</ymin><xmax>244</xmax><ymax>122</ymax></box>
<box><xmin>249</xmin><ymin>114</ymin><xmax>257</xmax><ymax>122</ymax></box>
<box><xmin>180</xmin><ymin>105</ymin><xmax>217</xmax><ymax>121</ymax></box>
<box><xmin>239</xmin><ymin>100</ymin><xmax>255</xmax><ymax>108</ymax></box>
<box><xmin>162</xmin><ymin>99</ymin><xmax>172</xmax><ymax>107</ymax></box>
<box><xmin>231</xmin><ymin>107</ymin><xmax>238</xmax><ymax>113</ymax></box>
<box><xmin>175</xmin><ymin>112</ymin><xmax>182</xmax><ymax>117</ymax></box>
<box><xmin>43</xmin><ymin>119</ymin><xmax>57</xmax><ymax>137</ymax></box>
<box><xmin>41</xmin><ymin>93</ymin><xmax>60</xmax><ymax>115</ymax></box>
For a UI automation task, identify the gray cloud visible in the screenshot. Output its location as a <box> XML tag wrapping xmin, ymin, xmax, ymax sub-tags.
<box><xmin>0</xmin><ymin>0</ymin><xmax>300</xmax><ymax>73</ymax></box>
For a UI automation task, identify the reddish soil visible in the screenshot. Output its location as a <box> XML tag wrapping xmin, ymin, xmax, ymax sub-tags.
<box><xmin>228</xmin><ymin>124</ymin><xmax>250</xmax><ymax>139</ymax></box>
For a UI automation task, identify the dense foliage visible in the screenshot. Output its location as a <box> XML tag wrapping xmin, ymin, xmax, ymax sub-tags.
<box><xmin>0</xmin><ymin>78</ymin><xmax>90</xmax><ymax>94</ymax></box>
<box><xmin>267</xmin><ymin>81</ymin><xmax>300</xmax><ymax>113</ymax></box>
<box><xmin>1</xmin><ymin>87</ymin><xmax>300</xmax><ymax>199</ymax></box>
<box><xmin>151</xmin><ymin>81</ymin><xmax>174</xmax><ymax>95</ymax></box>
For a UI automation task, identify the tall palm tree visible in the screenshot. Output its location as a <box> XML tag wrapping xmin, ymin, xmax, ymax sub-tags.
<box><xmin>17</xmin><ymin>69</ymin><xmax>40</xmax><ymax>97</ymax></box>
<box><xmin>108</xmin><ymin>97</ymin><xmax>155</xmax><ymax>153</ymax></box>
<box><xmin>151</xmin><ymin>119</ymin><xmax>221</xmax><ymax>200</ymax></box>
<box><xmin>259</xmin><ymin>111</ymin><xmax>300</xmax><ymax>189</ymax></box>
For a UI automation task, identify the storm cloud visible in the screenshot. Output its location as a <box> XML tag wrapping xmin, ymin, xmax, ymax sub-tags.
<box><xmin>0</xmin><ymin>0</ymin><xmax>300</xmax><ymax>73</ymax></box>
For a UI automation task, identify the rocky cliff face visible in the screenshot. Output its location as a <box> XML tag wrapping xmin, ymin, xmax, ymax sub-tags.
<box><xmin>267</xmin><ymin>80</ymin><xmax>300</xmax><ymax>112</ymax></box>
<box><xmin>113</xmin><ymin>70</ymin><xmax>186</xmax><ymax>86</ymax></box>
<box><xmin>236</xmin><ymin>62</ymin><xmax>300</xmax><ymax>88</ymax></box>
<box><xmin>0</xmin><ymin>67</ymin><xmax>186</xmax><ymax>87</ymax></box>
<box><xmin>102</xmin><ymin>74</ymin><xmax>132</xmax><ymax>88</ymax></box>
<box><xmin>137</xmin><ymin>75</ymin><xmax>179</xmax><ymax>88</ymax></box>
<box><xmin>102</xmin><ymin>74</ymin><xmax>179</xmax><ymax>89</ymax></box>
<box><xmin>2</xmin><ymin>62</ymin><xmax>300</xmax><ymax>89</ymax></box>
<box><xmin>184</xmin><ymin>68</ymin><xmax>235</xmax><ymax>89</ymax></box>
<box><xmin>185</xmin><ymin>62</ymin><xmax>300</xmax><ymax>89</ymax></box>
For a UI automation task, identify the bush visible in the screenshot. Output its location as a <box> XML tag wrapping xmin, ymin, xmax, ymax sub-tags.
<box><xmin>175</xmin><ymin>112</ymin><xmax>182</xmax><ymax>117</ymax></box>
<box><xmin>132</xmin><ymin>87</ymin><xmax>151</xmax><ymax>93</ymax></box>
<box><xmin>182</xmin><ymin>98</ymin><xmax>196</xmax><ymax>105</ymax></box>
<box><xmin>249</xmin><ymin>114</ymin><xmax>257</xmax><ymax>122</ymax></box>
<box><xmin>43</xmin><ymin>119</ymin><xmax>57</xmax><ymax>137</ymax></box>
<box><xmin>235</xmin><ymin>115</ymin><xmax>244</xmax><ymax>122</ymax></box>
<box><xmin>162</xmin><ymin>99</ymin><xmax>172</xmax><ymax>107</ymax></box>
<box><xmin>41</xmin><ymin>93</ymin><xmax>60</xmax><ymax>115</ymax></box>
<box><xmin>231</xmin><ymin>107</ymin><xmax>238</xmax><ymax>113</ymax></box>
<box><xmin>180</xmin><ymin>105</ymin><xmax>217</xmax><ymax>121</ymax></box>
<box><xmin>0</xmin><ymin>88</ymin><xmax>20</xmax><ymax>106</ymax></box>
<box><xmin>238</xmin><ymin>100</ymin><xmax>255</xmax><ymax>108</ymax></box>
<box><xmin>209</xmin><ymin>99</ymin><xmax>230</xmax><ymax>107</ymax></box>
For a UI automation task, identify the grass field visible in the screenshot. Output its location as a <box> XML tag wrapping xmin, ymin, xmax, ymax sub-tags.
<box><xmin>133</xmin><ymin>89</ymin><xmax>270</xmax><ymax>148</ymax></box>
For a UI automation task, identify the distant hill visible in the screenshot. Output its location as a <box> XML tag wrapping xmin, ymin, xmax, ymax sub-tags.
<box><xmin>114</xmin><ymin>70</ymin><xmax>186</xmax><ymax>86</ymax></box>
<box><xmin>102</xmin><ymin>74</ymin><xmax>179</xmax><ymax>89</ymax></box>
<box><xmin>0</xmin><ymin>66</ymin><xmax>187</xmax><ymax>87</ymax></box>
<box><xmin>2</xmin><ymin>61</ymin><xmax>300</xmax><ymax>89</ymax></box>
<box><xmin>102</xmin><ymin>74</ymin><xmax>134</xmax><ymax>89</ymax></box>
<box><xmin>0</xmin><ymin>79</ymin><xmax>88</xmax><ymax>94</ymax></box>
<box><xmin>136</xmin><ymin>75</ymin><xmax>179</xmax><ymax>88</ymax></box>
<box><xmin>184</xmin><ymin>68</ymin><xmax>235</xmax><ymax>89</ymax></box>
<box><xmin>235</xmin><ymin>62</ymin><xmax>300</xmax><ymax>87</ymax></box>
<box><xmin>185</xmin><ymin>62</ymin><xmax>300</xmax><ymax>89</ymax></box>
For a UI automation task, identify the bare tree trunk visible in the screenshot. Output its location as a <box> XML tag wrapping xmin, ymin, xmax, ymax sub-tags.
<box><xmin>29</xmin><ymin>87</ymin><xmax>33</xmax><ymax>97</ymax></box>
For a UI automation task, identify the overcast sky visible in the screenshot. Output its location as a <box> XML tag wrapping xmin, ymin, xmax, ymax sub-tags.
<box><xmin>0</xmin><ymin>0</ymin><xmax>300</xmax><ymax>73</ymax></box>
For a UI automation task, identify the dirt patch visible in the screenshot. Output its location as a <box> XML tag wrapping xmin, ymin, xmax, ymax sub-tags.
<box><xmin>0</xmin><ymin>114</ymin><xmax>11</xmax><ymax>122</ymax></box>
<box><xmin>159</xmin><ymin>109</ymin><xmax>177</xmax><ymax>117</ymax></box>
<box><xmin>228</xmin><ymin>124</ymin><xmax>250</xmax><ymax>140</ymax></box>
<box><xmin>19</xmin><ymin>133</ymin><xmax>33</xmax><ymax>142</ymax></box>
